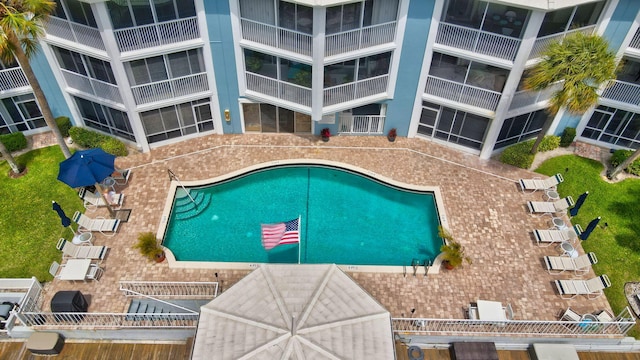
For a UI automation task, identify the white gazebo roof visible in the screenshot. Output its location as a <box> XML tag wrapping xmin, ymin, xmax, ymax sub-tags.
<box><xmin>191</xmin><ymin>264</ymin><xmax>394</xmax><ymax>360</ymax></box>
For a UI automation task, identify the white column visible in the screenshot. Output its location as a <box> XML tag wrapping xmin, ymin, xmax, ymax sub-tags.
<box><xmin>195</xmin><ymin>0</ymin><xmax>223</xmax><ymax>133</ymax></box>
<box><xmin>91</xmin><ymin>2</ymin><xmax>150</xmax><ymax>152</ymax></box>
<box><xmin>478</xmin><ymin>11</ymin><xmax>545</xmax><ymax>160</ymax></box>
<box><xmin>311</xmin><ymin>7</ymin><xmax>326</xmax><ymax>122</ymax></box>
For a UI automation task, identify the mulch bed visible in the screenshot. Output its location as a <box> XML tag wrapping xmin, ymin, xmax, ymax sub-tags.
<box><xmin>623</xmin><ymin>282</ymin><xmax>640</xmax><ymax>318</ymax></box>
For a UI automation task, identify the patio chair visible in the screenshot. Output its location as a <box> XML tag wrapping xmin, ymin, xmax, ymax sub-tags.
<box><xmin>544</xmin><ymin>252</ymin><xmax>598</xmax><ymax>276</ymax></box>
<box><xmin>72</xmin><ymin>211</ymin><xmax>121</xmax><ymax>237</ymax></box>
<box><xmin>559</xmin><ymin>307</ymin><xmax>582</xmax><ymax>322</ymax></box>
<box><xmin>111</xmin><ymin>167</ymin><xmax>131</xmax><ymax>186</ymax></box>
<box><xmin>554</xmin><ymin>275</ymin><xmax>611</xmax><ymax>300</ymax></box>
<box><xmin>48</xmin><ymin>261</ymin><xmax>64</xmax><ymax>278</ymax></box>
<box><xmin>519</xmin><ymin>173</ymin><xmax>564</xmax><ymax>193</ymax></box>
<box><xmin>594</xmin><ymin>309</ymin><xmax>614</xmax><ymax>322</ymax></box>
<box><xmin>86</xmin><ymin>264</ymin><xmax>104</xmax><ymax>281</ymax></box>
<box><xmin>56</xmin><ymin>238</ymin><xmax>108</xmax><ymax>261</ymax></box>
<box><xmin>78</xmin><ymin>188</ymin><xmax>124</xmax><ymax>210</ymax></box>
<box><xmin>527</xmin><ymin>196</ymin><xmax>575</xmax><ymax>216</ymax></box>
<box><xmin>533</xmin><ymin>225</ymin><xmax>582</xmax><ymax>246</ymax></box>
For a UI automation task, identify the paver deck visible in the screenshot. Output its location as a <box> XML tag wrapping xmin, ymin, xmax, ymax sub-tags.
<box><xmin>39</xmin><ymin>134</ymin><xmax>613</xmax><ymax>321</ymax></box>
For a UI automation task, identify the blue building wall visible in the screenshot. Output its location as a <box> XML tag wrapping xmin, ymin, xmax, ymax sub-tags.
<box><xmin>30</xmin><ymin>47</ymin><xmax>71</xmax><ymax>121</ymax></box>
<box><xmin>203</xmin><ymin>1</ymin><xmax>241</xmax><ymax>133</ymax></box>
<box><xmin>384</xmin><ymin>0</ymin><xmax>434</xmax><ymax>137</ymax></box>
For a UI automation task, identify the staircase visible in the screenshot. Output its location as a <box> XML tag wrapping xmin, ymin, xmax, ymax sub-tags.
<box><xmin>126</xmin><ymin>299</ymin><xmax>201</xmax><ymax>321</ymax></box>
<box><xmin>172</xmin><ymin>188</ymin><xmax>211</xmax><ymax>220</ymax></box>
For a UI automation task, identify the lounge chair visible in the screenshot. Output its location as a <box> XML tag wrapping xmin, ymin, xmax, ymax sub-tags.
<box><xmin>72</xmin><ymin>211</ymin><xmax>121</xmax><ymax>237</ymax></box>
<box><xmin>554</xmin><ymin>275</ymin><xmax>611</xmax><ymax>299</ymax></box>
<box><xmin>544</xmin><ymin>252</ymin><xmax>598</xmax><ymax>276</ymax></box>
<box><xmin>559</xmin><ymin>307</ymin><xmax>582</xmax><ymax>322</ymax></box>
<box><xmin>534</xmin><ymin>225</ymin><xmax>583</xmax><ymax>246</ymax></box>
<box><xmin>78</xmin><ymin>188</ymin><xmax>124</xmax><ymax>210</ymax></box>
<box><xmin>56</xmin><ymin>238</ymin><xmax>108</xmax><ymax>261</ymax></box>
<box><xmin>111</xmin><ymin>167</ymin><xmax>131</xmax><ymax>186</ymax></box>
<box><xmin>527</xmin><ymin>196</ymin><xmax>574</xmax><ymax>216</ymax></box>
<box><xmin>519</xmin><ymin>173</ymin><xmax>563</xmax><ymax>193</ymax></box>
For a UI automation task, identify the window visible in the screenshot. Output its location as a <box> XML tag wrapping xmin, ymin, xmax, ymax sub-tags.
<box><xmin>53</xmin><ymin>0</ymin><xmax>97</xmax><ymax>27</ymax></box>
<box><xmin>74</xmin><ymin>97</ymin><xmax>135</xmax><ymax>141</ymax></box>
<box><xmin>244</xmin><ymin>50</ymin><xmax>312</xmax><ymax>88</ymax></box>
<box><xmin>417</xmin><ymin>101</ymin><xmax>489</xmax><ymax>150</ymax></box>
<box><xmin>53</xmin><ymin>47</ymin><xmax>116</xmax><ymax>84</ymax></box>
<box><xmin>325</xmin><ymin>52</ymin><xmax>391</xmax><ymax>88</ymax></box>
<box><xmin>429</xmin><ymin>53</ymin><xmax>508</xmax><ymax>92</ymax></box>
<box><xmin>242</xmin><ymin>103</ymin><xmax>311</xmax><ymax>133</ymax></box>
<box><xmin>126</xmin><ymin>49</ymin><xmax>204</xmax><ymax>86</ymax></box>
<box><xmin>442</xmin><ymin>0</ymin><xmax>528</xmax><ymax>38</ymax></box>
<box><xmin>107</xmin><ymin>0</ymin><xmax>196</xmax><ymax>29</ymax></box>
<box><xmin>140</xmin><ymin>99</ymin><xmax>214</xmax><ymax>144</ymax></box>
<box><xmin>279</xmin><ymin>1</ymin><xmax>312</xmax><ymax>34</ymax></box>
<box><xmin>495</xmin><ymin>110</ymin><xmax>547</xmax><ymax>149</ymax></box>
<box><xmin>538</xmin><ymin>1</ymin><xmax>604</xmax><ymax>37</ymax></box>
<box><xmin>1</xmin><ymin>94</ymin><xmax>46</xmax><ymax>133</ymax></box>
<box><xmin>582</xmin><ymin>106</ymin><xmax>640</xmax><ymax>149</ymax></box>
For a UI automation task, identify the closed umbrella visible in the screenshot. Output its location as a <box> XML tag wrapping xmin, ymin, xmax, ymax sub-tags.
<box><xmin>51</xmin><ymin>201</ymin><xmax>71</xmax><ymax>228</ymax></box>
<box><xmin>57</xmin><ymin>149</ymin><xmax>116</xmax><ymax>217</ymax></box>
<box><xmin>580</xmin><ymin>216</ymin><xmax>601</xmax><ymax>241</ymax></box>
<box><xmin>570</xmin><ymin>191</ymin><xmax>589</xmax><ymax>217</ymax></box>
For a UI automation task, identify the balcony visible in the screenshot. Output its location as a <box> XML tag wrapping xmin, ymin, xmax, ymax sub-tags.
<box><xmin>509</xmin><ymin>83</ymin><xmax>561</xmax><ymax>111</ymax></box>
<box><xmin>325</xmin><ymin>22</ymin><xmax>396</xmax><ymax>57</ymax></box>
<box><xmin>246</xmin><ymin>72</ymin><xmax>312</xmax><ymax>107</ymax></box>
<box><xmin>436</xmin><ymin>23</ymin><xmax>520</xmax><ymax>62</ymax></box>
<box><xmin>0</xmin><ymin>68</ymin><xmax>29</xmax><ymax>92</ymax></box>
<box><xmin>45</xmin><ymin>16</ymin><xmax>105</xmax><ymax>51</ymax></box>
<box><xmin>338</xmin><ymin>114</ymin><xmax>385</xmax><ymax>134</ymax></box>
<box><xmin>529</xmin><ymin>26</ymin><xmax>596</xmax><ymax>60</ymax></box>
<box><xmin>630</xmin><ymin>27</ymin><xmax>640</xmax><ymax>51</ymax></box>
<box><xmin>114</xmin><ymin>17</ymin><xmax>199</xmax><ymax>53</ymax></box>
<box><xmin>323</xmin><ymin>75</ymin><xmax>389</xmax><ymax>107</ymax></box>
<box><xmin>425</xmin><ymin>76</ymin><xmax>501</xmax><ymax>111</ymax></box>
<box><xmin>240</xmin><ymin>19</ymin><xmax>312</xmax><ymax>57</ymax></box>
<box><xmin>60</xmin><ymin>70</ymin><xmax>122</xmax><ymax>104</ymax></box>
<box><xmin>601</xmin><ymin>80</ymin><xmax>640</xmax><ymax>106</ymax></box>
<box><xmin>131</xmin><ymin>73</ymin><xmax>209</xmax><ymax>105</ymax></box>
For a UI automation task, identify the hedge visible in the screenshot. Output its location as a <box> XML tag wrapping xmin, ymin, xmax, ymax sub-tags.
<box><xmin>610</xmin><ymin>149</ymin><xmax>640</xmax><ymax>176</ymax></box>
<box><xmin>55</xmin><ymin>116</ymin><xmax>72</xmax><ymax>137</ymax></box>
<box><xmin>68</xmin><ymin>126</ymin><xmax>128</xmax><ymax>156</ymax></box>
<box><xmin>499</xmin><ymin>135</ymin><xmax>561</xmax><ymax>169</ymax></box>
<box><xmin>560</xmin><ymin>127</ymin><xmax>576</xmax><ymax>147</ymax></box>
<box><xmin>0</xmin><ymin>132</ymin><xmax>28</xmax><ymax>152</ymax></box>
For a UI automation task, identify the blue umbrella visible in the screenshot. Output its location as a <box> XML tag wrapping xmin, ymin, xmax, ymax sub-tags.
<box><xmin>570</xmin><ymin>191</ymin><xmax>589</xmax><ymax>217</ymax></box>
<box><xmin>51</xmin><ymin>201</ymin><xmax>71</xmax><ymax>228</ymax></box>
<box><xmin>580</xmin><ymin>216</ymin><xmax>601</xmax><ymax>241</ymax></box>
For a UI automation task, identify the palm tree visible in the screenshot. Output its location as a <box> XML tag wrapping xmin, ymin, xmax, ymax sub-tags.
<box><xmin>0</xmin><ymin>139</ymin><xmax>21</xmax><ymax>174</ymax></box>
<box><xmin>608</xmin><ymin>149</ymin><xmax>640</xmax><ymax>180</ymax></box>
<box><xmin>0</xmin><ymin>0</ymin><xmax>71</xmax><ymax>158</ymax></box>
<box><xmin>524</xmin><ymin>32</ymin><xmax>618</xmax><ymax>154</ymax></box>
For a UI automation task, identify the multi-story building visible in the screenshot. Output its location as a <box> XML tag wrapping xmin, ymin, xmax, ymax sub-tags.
<box><xmin>0</xmin><ymin>0</ymin><xmax>638</xmax><ymax>159</ymax></box>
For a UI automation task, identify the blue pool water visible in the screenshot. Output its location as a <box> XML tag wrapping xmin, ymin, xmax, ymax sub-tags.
<box><xmin>163</xmin><ymin>166</ymin><xmax>442</xmax><ymax>266</ymax></box>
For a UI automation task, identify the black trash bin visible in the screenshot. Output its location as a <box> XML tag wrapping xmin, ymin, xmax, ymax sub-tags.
<box><xmin>51</xmin><ymin>291</ymin><xmax>88</xmax><ymax>322</ymax></box>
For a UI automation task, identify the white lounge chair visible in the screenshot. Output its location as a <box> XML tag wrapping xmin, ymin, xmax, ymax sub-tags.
<box><xmin>56</xmin><ymin>238</ymin><xmax>108</xmax><ymax>261</ymax></box>
<box><xmin>527</xmin><ymin>196</ymin><xmax>575</xmax><ymax>216</ymax></box>
<box><xmin>72</xmin><ymin>211</ymin><xmax>121</xmax><ymax>237</ymax></box>
<box><xmin>555</xmin><ymin>275</ymin><xmax>611</xmax><ymax>299</ymax></box>
<box><xmin>519</xmin><ymin>173</ymin><xmax>564</xmax><ymax>193</ymax></box>
<box><xmin>78</xmin><ymin>188</ymin><xmax>124</xmax><ymax>210</ymax></box>
<box><xmin>544</xmin><ymin>252</ymin><xmax>598</xmax><ymax>276</ymax></box>
<box><xmin>534</xmin><ymin>224</ymin><xmax>583</xmax><ymax>246</ymax></box>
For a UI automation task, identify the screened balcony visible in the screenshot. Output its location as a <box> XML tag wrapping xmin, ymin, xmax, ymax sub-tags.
<box><xmin>528</xmin><ymin>26</ymin><xmax>596</xmax><ymax>60</ymax></box>
<box><xmin>240</xmin><ymin>19</ymin><xmax>312</xmax><ymax>57</ymax></box>
<box><xmin>246</xmin><ymin>73</ymin><xmax>312</xmax><ymax>108</ymax></box>
<box><xmin>131</xmin><ymin>73</ymin><xmax>209</xmax><ymax>105</ymax></box>
<box><xmin>46</xmin><ymin>16</ymin><xmax>105</xmax><ymax>51</ymax></box>
<box><xmin>0</xmin><ymin>68</ymin><xmax>29</xmax><ymax>92</ymax></box>
<box><xmin>509</xmin><ymin>84</ymin><xmax>561</xmax><ymax>111</ymax></box>
<box><xmin>436</xmin><ymin>23</ymin><xmax>521</xmax><ymax>62</ymax></box>
<box><xmin>114</xmin><ymin>17</ymin><xmax>200</xmax><ymax>53</ymax></box>
<box><xmin>60</xmin><ymin>70</ymin><xmax>122</xmax><ymax>104</ymax></box>
<box><xmin>325</xmin><ymin>21</ymin><xmax>396</xmax><ymax>57</ymax></box>
<box><xmin>324</xmin><ymin>75</ymin><xmax>388</xmax><ymax>107</ymax></box>
<box><xmin>601</xmin><ymin>59</ymin><xmax>640</xmax><ymax>106</ymax></box>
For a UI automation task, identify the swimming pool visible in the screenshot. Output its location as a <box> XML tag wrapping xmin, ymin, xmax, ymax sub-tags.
<box><xmin>159</xmin><ymin>160</ymin><xmax>447</xmax><ymax>271</ymax></box>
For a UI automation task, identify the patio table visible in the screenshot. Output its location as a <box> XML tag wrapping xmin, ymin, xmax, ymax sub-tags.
<box><xmin>477</xmin><ymin>300</ymin><xmax>505</xmax><ymax>321</ymax></box>
<box><xmin>59</xmin><ymin>259</ymin><xmax>91</xmax><ymax>281</ymax></box>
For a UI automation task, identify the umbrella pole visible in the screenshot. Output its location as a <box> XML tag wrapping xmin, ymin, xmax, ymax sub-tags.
<box><xmin>96</xmin><ymin>184</ymin><xmax>117</xmax><ymax>218</ymax></box>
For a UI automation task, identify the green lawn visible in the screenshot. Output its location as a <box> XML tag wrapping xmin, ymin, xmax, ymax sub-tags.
<box><xmin>536</xmin><ymin>155</ymin><xmax>640</xmax><ymax>317</ymax></box>
<box><xmin>0</xmin><ymin>146</ymin><xmax>83</xmax><ymax>281</ymax></box>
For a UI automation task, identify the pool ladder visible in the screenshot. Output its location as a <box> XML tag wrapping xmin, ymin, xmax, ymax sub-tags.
<box><xmin>167</xmin><ymin>169</ymin><xmax>196</xmax><ymax>205</ymax></box>
<box><xmin>409</xmin><ymin>259</ymin><xmax>431</xmax><ymax>277</ymax></box>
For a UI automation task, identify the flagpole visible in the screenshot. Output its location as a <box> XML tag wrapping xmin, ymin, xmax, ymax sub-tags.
<box><xmin>298</xmin><ymin>215</ymin><xmax>301</xmax><ymax>264</ymax></box>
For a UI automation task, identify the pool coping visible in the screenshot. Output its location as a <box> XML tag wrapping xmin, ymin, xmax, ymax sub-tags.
<box><xmin>157</xmin><ymin>159</ymin><xmax>448</xmax><ymax>274</ymax></box>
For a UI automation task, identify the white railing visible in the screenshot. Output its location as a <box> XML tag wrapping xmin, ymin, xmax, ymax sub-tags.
<box><xmin>601</xmin><ymin>80</ymin><xmax>640</xmax><ymax>106</ymax></box>
<box><xmin>131</xmin><ymin>72</ymin><xmax>209</xmax><ymax>105</ymax></box>
<box><xmin>425</xmin><ymin>76</ymin><xmax>501</xmax><ymax>111</ymax></box>
<box><xmin>325</xmin><ymin>22</ymin><xmax>396</xmax><ymax>57</ymax></box>
<box><xmin>338</xmin><ymin>114</ymin><xmax>385</xmax><ymax>134</ymax></box>
<box><xmin>323</xmin><ymin>75</ymin><xmax>389</xmax><ymax>107</ymax></box>
<box><xmin>18</xmin><ymin>312</ymin><xmax>198</xmax><ymax>329</ymax></box>
<box><xmin>0</xmin><ymin>68</ymin><xmax>29</xmax><ymax>91</ymax></box>
<box><xmin>509</xmin><ymin>83</ymin><xmax>561</xmax><ymax>110</ymax></box>
<box><xmin>529</xmin><ymin>26</ymin><xmax>596</xmax><ymax>60</ymax></box>
<box><xmin>630</xmin><ymin>28</ymin><xmax>640</xmax><ymax>50</ymax></box>
<box><xmin>436</xmin><ymin>23</ymin><xmax>520</xmax><ymax>61</ymax></box>
<box><xmin>61</xmin><ymin>70</ymin><xmax>122</xmax><ymax>104</ymax></box>
<box><xmin>240</xmin><ymin>19</ymin><xmax>312</xmax><ymax>56</ymax></box>
<box><xmin>120</xmin><ymin>281</ymin><xmax>218</xmax><ymax>299</ymax></box>
<box><xmin>246</xmin><ymin>72</ymin><xmax>312</xmax><ymax>107</ymax></box>
<box><xmin>114</xmin><ymin>17</ymin><xmax>199</xmax><ymax>53</ymax></box>
<box><xmin>46</xmin><ymin>16</ymin><xmax>105</xmax><ymax>51</ymax></box>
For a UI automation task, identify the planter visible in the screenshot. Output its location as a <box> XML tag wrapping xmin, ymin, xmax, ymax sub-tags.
<box><xmin>322</xmin><ymin>136</ymin><xmax>330</xmax><ymax>142</ymax></box>
<box><xmin>443</xmin><ymin>260</ymin><xmax>454</xmax><ymax>270</ymax></box>
<box><xmin>155</xmin><ymin>251</ymin><xmax>166</xmax><ymax>263</ymax></box>
<box><xmin>387</xmin><ymin>135</ymin><xmax>396</xmax><ymax>142</ymax></box>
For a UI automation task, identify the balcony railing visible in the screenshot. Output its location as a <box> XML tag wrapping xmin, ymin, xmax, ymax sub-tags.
<box><xmin>120</xmin><ymin>281</ymin><xmax>218</xmax><ymax>298</ymax></box>
<box><xmin>46</xmin><ymin>16</ymin><xmax>105</xmax><ymax>51</ymax></box>
<box><xmin>0</xmin><ymin>68</ymin><xmax>29</xmax><ymax>92</ymax></box>
<box><xmin>246</xmin><ymin>72</ymin><xmax>312</xmax><ymax>107</ymax></box>
<box><xmin>529</xmin><ymin>26</ymin><xmax>596</xmax><ymax>60</ymax></box>
<box><xmin>425</xmin><ymin>76</ymin><xmax>501</xmax><ymax>111</ymax></box>
<box><xmin>114</xmin><ymin>17</ymin><xmax>199</xmax><ymax>53</ymax></box>
<box><xmin>325</xmin><ymin>22</ymin><xmax>396</xmax><ymax>57</ymax></box>
<box><xmin>601</xmin><ymin>80</ymin><xmax>640</xmax><ymax>106</ymax></box>
<box><xmin>131</xmin><ymin>72</ymin><xmax>209</xmax><ymax>105</ymax></box>
<box><xmin>436</xmin><ymin>23</ymin><xmax>520</xmax><ymax>61</ymax></box>
<box><xmin>630</xmin><ymin>28</ymin><xmax>640</xmax><ymax>50</ymax></box>
<box><xmin>240</xmin><ymin>19</ymin><xmax>312</xmax><ymax>57</ymax></box>
<box><xmin>61</xmin><ymin>70</ymin><xmax>122</xmax><ymax>104</ymax></box>
<box><xmin>323</xmin><ymin>75</ymin><xmax>389</xmax><ymax>107</ymax></box>
<box><xmin>338</xmin><ymin>114</ymin><xmax>385</xmax><ymax>134</ymax></box>
<box><xmin>18</xmin><ymin>312</ymin><xmax>198</xmax><ymax>329</ymax></box>
<box><xmin>509</xmin><ymin>83</ymin><xmax>561</xmax><ymax>110</ymax></box>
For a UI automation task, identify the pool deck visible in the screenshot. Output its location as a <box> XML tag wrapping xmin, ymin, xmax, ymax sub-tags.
<box><xmin>41</xmin><ymin>133</ymin><xmax>612</xmax><ymax>320</ymax></box>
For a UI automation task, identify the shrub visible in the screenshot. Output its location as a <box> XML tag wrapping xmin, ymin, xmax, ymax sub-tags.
<box><xmin>538</xmin><ymin>135</ymin><xmax>561</xmax><ymax>152</ymax></box>
<box><xmin>55</xmin><ymin>116</ymin><xmax>72</xmax><ymax>137</ymax></box>
<box><xmin>560</xmin><ymin>127</ymin><xmax>576</xmax><ymax>147</ymax></box>
<box><xmin>69</xmin><ymin>126</ymin><xmax>129</xmax><ymax>156</ymax></box>
<box><xmin>0</xmin><ymin>132</ymin><xmax>27</xmax><ymax>152</ymax></box>
<box><xmin>100</xmin><ymin>137</ymin><xmax>128</xmax><ymax>156</ymax></box>
<box><xmin>610</xmin><ymin>149</ymin><xmax>640</xmax><ymax>176</ymax></box>
<box><xmin>500</xmin><ymin>141</ymin><xmax>534</xmax><ymax>169</ymax></box>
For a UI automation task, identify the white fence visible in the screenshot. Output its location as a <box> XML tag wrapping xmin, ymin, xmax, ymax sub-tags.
<box><xmin>325</xmin><ymin>22</ymin><xmax>396</xmax><ymax>57</ymax></box>
<box><xmin>114</xmin><ymin>17</ymin><xmax>199</xmax><ymax>53</ymax></box>
<box><xmin>46</xmin><ymin>17</ymin><xmax>105</xmax><ymax>51</ymax></box>
<box><xmin>241</xmin><ymin>19</ymin><xmax>312</xmax><ymax>56</ymax></box>
<box><xmin>61</xmin><ymin>70</ymin><xmax>122</xmax><ymax>104</ymax></box>
<box><xmin>601</xmin><ymin>80</ymin><xmax>640</xmax><ymax>106</ymax></box>
<box><xmin>131</xmin><ymin>73</ymin><xmax>209</xmax><ymax>105</ymax></box>
<box><xmin>0</xmin><ymin>68</ymin><xmax>29</xmax><ymax>91</ymax></box>
<box><xmin>323</xmin><ymin>75</ymin><xmax>389</xmax><ymax>106</ymax></box>
<box><xmin>246</xmin><ymin>72</ymin><xmax>312</xmax><ymax>107</ymax></box>
<box><xmin>120</xmin><ymin>281</ymin><xmax>218</xmax><ymax>298</ymax></box>
<box><xmin>338</xmin><ymin>115</ymin><xmax>385</xmax><ymax>134</ymax></box>
<box><xmin>17</xmin><ymin>312</ymin><xmax>198</xmax><ymax>329</ymax></box>
<box><xmin>425</xmin><ymin>76</ymin><xmax>501</xmax><ymax>111</ymax></box>
<box><xmin>436</xmin><ymin>23</ymin><xmax>520</xmax><ymax>61</ymax></box>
